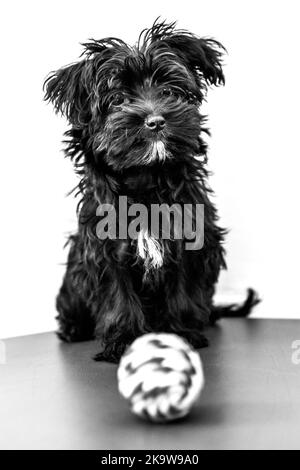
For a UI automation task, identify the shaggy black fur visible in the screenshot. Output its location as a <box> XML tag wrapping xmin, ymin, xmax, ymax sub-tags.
<box><xmin>44</xmin><ymin>20</ymin><xmax>259</xmax><ymax>363</ymax></box>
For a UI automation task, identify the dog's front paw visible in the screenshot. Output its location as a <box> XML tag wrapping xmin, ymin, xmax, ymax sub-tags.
<box><xmin>57</xmin><ymin>325</ymin><xmax>94</xmax><ymax>343</ymax></box>
<box><xmin>94</xmin><ymin>342</ymin><xmax>128</xmax><ymax>363</ymax></box>
<box><xmin>180</xmin><ymin>330</ymin><xmax>209</xmax><ymax>349</ymax></box>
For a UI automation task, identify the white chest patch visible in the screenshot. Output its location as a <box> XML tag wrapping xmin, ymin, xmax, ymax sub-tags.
<box><xmin>137</xmin><ymin>229</ymin><xmax>164</xmax><ymax>272</ymax></box>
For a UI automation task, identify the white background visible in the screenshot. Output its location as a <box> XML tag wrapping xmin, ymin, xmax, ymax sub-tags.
<box><xmin>1</xmin><ymin>0</ymin><xmax>300</xmax><ymax>338</ymax></box>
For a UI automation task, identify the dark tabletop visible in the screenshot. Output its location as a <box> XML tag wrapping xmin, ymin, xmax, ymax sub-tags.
<box><xmin>1</xmin><ymin>319</ymin><xmax>300</xmax><ymax>450</ymax></box>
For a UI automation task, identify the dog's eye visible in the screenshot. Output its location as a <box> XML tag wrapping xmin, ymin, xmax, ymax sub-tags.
<box><xmin>187</xmin><ymin>91</ymin><xmax>198</xmax><ymax>104</ymax></box>
<box><xmin>110</xmin><ymin>93</ymin><xmax>127</xmax><ymax>107</ymax></box>
<box><xmin>161</xmin><ymin>88</ymin><xmax>173</xmax><ymax>97</ymax></box>
<box><xmin>160</xmin><ymin>88</ymin><xmax>186</xmax><ymax>100</ymax></box>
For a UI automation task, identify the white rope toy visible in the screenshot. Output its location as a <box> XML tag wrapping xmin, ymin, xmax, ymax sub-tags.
<box><xmin>117</xmin><ymin>333</ymin><xmax>205</xmax><ymax>423</ymax></box>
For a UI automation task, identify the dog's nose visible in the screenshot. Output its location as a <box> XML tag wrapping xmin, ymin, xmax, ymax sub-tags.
<box><xmin>145</xmin><ymin>115</ymin><xmax>165</xmax><ymax>131</ymax></box>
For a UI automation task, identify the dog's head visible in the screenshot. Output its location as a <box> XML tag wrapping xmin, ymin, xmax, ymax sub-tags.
<box><xmin>44</xmin><ymin>20</ymin><xmax>225</xmax><ymax>171</ymax></box>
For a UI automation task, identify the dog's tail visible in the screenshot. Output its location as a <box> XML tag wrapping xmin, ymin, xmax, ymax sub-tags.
<box><xmin>210</xmin><ymin>288</ymin><xmax>260</xmax><ymax>325</ymax></box>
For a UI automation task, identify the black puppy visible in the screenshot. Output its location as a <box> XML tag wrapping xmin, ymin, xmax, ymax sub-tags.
<box><xmin>44</xmin><ymin>20</ymin><xmax>259</xmax><ymax>362</ymax></box>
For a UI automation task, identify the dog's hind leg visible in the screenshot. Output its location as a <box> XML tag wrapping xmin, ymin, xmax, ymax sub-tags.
<box><xmin>56</xmin><ymin>276</ymin><xmax>95</xmax><ymax>343</ymax></box>
<box><xmin>56</xmin><ymin>236</ymin><xmax>95</xmax><ymax>342</ymax></box>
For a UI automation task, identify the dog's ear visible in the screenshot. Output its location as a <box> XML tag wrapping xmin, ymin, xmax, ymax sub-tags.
<box><xmin>164</xmin><ymin>35</ymin><xmax>225</xmax><ymax>87</ymax></box>
<box><xmin>44</xmin><ymin>60</ymin><xmax>93</xmax><ymax>126</ymax></box>
<box><xmin>43</xmin><ymin>40</ymin><xmax>122</xmax><ymax>125</ymax></box>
